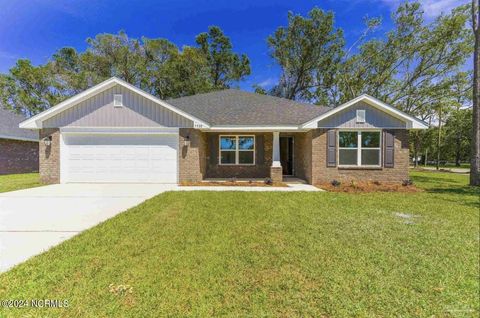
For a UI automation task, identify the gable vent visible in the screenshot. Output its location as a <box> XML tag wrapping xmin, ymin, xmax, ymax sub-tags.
<box><xmin>113</xmin><ymin>94</ymin><xmax>123</xmax><ymax>107</ymax></box>
<box><xmin>356</xmin><ymin>109</ymin><xmax>366</xmax><ymax>123</ymax></box>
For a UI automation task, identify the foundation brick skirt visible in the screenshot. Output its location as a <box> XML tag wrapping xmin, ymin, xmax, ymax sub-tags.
<box><xmin>270</xmin><ymin>166</ymin><xmax>283</xmax><ymax>183</ymax></box>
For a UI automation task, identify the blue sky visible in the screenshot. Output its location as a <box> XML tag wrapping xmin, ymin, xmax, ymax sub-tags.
<box><xmin>0</xmin><ymin>0</ymin><xmax>468</xmax><ymax>91</ymax></box>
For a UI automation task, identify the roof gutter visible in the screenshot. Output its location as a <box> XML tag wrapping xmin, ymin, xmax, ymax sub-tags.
<box><xmin>0</xmin><ymin>134</ymin><xmax>38</xmax><ymax>142</ymax></box>
<box><xmin>201</xmin><ymin>125</ymin><xmax>308</xmax><ymax>132</ymax></box>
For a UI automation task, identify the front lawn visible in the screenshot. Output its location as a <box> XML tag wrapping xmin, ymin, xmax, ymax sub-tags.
<box><xmin>0</xmin><ymin>173</ymin><xmax>41</xmax><ymax>193</ymax></box>
<box><xmin>0</xmin><ymin>171</ymin><xmax>478</xmax><ymax>317</ymax></box>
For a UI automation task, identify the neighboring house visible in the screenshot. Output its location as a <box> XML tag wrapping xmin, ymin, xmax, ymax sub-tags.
<box><xmin>0</xmin><ymin>107</ymin><xmax>39</xmax><ymax>174</ymax></box>
<box><xmin>19</xmin><ymin>77</ymin><xmax>427</xmax><ymax>185</ymax></box>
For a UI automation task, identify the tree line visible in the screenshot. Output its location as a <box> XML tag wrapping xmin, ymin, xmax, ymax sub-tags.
<box><xmin>0</xmin><ymin>26</ymin><xmax>250</xmax><ymax>117</ymax></box>
<box><xmin>0</xmin><ymin>1</ymin><xmax>476</xmax><ymax>176</ymax></box>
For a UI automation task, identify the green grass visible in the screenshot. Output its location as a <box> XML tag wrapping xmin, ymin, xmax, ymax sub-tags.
<box><xmin>0</xmin><ymin>171</ymin><xmax>478</xmax><ymax>317</ymax></box>
<box><xmin>0</xmin><ymin>173</ymin><xmax>41</xmax><ymax>193</ymax></box>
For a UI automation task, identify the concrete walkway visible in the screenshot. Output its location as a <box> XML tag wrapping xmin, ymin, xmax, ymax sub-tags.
<box><xmin>177</xmin><ymin>183</ymin><xmax>322</xmax><ymax>192</ymax></box>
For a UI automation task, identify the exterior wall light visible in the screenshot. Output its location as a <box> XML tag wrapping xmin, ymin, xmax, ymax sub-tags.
<box><xmin>43</xmin><ymin>136</ymin><xmax>52</xmax><ymax>147</ymax></box>
<box><xmin>184</xmin><ymin>135</ymin><xmax>190</xmax><ymax>147</ymax></box>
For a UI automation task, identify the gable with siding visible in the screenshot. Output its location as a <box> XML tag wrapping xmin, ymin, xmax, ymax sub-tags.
<box><xmin>43</xmin><ymin>85</ymin><xmax>194</xmax><ymax>128</ymax></box>
<box><xmin>316</xmin><ymin>101</ymin><xmax>406</xmax><ymax>129</ymax></box>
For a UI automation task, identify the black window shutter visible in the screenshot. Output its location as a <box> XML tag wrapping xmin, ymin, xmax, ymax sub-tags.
<box><xmin>256</xmin><ymin>135</ymin><xmax>264</xmax><ymax>165</ymax></box>
<box><xmin>209</xmin><ymin>134</ymin><xmax>218</xmax><ymax>165</ymax></box>
<box><xmin>327</xmin><ymin>129</ymin><xmax>336</xmax><ymax>167</ymax></box>
<box><xmin>384</xmin><ymin>130</ymin><xmax>395</xmax><ymax>168</ymax></box>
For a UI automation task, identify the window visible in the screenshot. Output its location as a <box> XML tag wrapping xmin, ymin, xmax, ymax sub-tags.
<box><xmin>219</xmin><ymin>135</ymin><xmax>255</xmax><ymax>165</ymax></box>
<box><xmin>113</xmin><ymin>94</ymin><xmax>123</xmax><ymax>107</ymax></box>
<box><xmin>338</xmin><ymin>131</ymin><xmax>381</xmax><ymax>166</ymax></box>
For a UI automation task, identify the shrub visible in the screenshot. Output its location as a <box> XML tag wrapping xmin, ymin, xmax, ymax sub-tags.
<box><xmin>373</xmin><ymin>181</ymin><xmax>381</xmax><ymax>186</ymax></box>
<box><xmin>264</xmin><ymin>178</ymin><xmax>273</xmax><ymax>185</ymax></box>
<box><xmin>331</xmin><ymin>180</ymin><xmax>341</xmax><ymax>187</ymax></box>
<box><xmin>402</xmin><ymin>179</ymin><xmax>414</xmax><ymax>186</ymax></box>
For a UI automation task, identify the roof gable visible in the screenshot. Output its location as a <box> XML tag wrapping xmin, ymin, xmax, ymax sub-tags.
<box><xmin>43</xmin><ymin>84</ymin><xmax>194</xmax><ymax>128</ymax></box>
<box><xmin>20</xmin><ymin>77</ymin><xmax>209</xmax><ymax>129</ymax></box>
<box><xmin>316</xmin><ymin>101</ymin><xmax>406</xmax><ymax>129</ymax></box>
<box><xmin>302</xmin><ymin>94</ymin><xmax>428</xmax><ymax>129</ymax></box>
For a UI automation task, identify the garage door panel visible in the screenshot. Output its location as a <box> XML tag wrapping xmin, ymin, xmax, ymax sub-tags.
<box><xmin>62</xmin><ymin>133</ymin><xmax>178</xmax><ymax>183</ymax></box>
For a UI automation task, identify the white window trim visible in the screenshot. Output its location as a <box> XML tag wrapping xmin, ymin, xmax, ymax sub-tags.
<box><xmin>337</xmin><ymin>130</ymin><xmax>382</xmax><ymax>167</ymax></box>
<box><xmin>113</xmin><ymin>94</ymin><xmax>123</xmax><ymax>107</ymax></box>
<box><xmin>219</xmin><ymin>135</ymin><xmax>255</xmax><ymax>166</ymax></box>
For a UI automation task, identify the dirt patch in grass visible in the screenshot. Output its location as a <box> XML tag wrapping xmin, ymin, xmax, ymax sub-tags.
<box><xmin>317</xmin><ymin>181</ymin><xmax>422</xmax><ymax>193</ymax></box>
<box><xmin>180</xmin><ymin>181</ymin><xmax>288</xmax><ymax>187</ymax></box>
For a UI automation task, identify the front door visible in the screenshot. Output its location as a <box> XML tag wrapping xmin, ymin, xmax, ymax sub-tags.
<box><xmin>280</xmin><ymin>136</ymin><xmax>294</xmax><ymax>176</ymax></box>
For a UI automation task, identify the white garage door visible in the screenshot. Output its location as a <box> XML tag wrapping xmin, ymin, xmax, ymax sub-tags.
<box><xmin>61</xmin><ymin>133</ymin><xmax>178</xmax><ymax>183</ymax></box>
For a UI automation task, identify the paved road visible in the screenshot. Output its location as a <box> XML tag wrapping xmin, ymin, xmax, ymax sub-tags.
<box><xmin>411</xmin><ymin>166</ymin><xmax>470</xmax><ymax>174</ymax></box>
<box><xmin>0</xmin><ymin>183</ymin><xmax>177</xmax><ymax>272</ymax></box>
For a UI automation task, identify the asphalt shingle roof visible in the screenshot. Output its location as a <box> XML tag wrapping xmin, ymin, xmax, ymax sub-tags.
<box><xmin>168</xmin><ymin>89</ymin><xmax>330</xmax><ymax>126</ymax></box>
<box><xmin>0</xmin><ymin>107</ymin><xmax>38</xmax><ymax>141</ymax></box>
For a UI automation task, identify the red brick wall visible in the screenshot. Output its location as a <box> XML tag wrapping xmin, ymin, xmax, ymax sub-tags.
<box><xmin>35</xmin><ymin>127</ymin><xmax>408</xmax><ymax>185</ymax></box>
<box><xmin>179</xmin><ymin>128</ymin><xmax>207</xmax><ymax>182</ymax></box>
<box><xmin>0</xmin><ymin>138</ymin><xmax>38</xmax><ymax>174</ymax></box>
<box><xmin>288</xmin><ymin>132</ymin><xmax>311</xmax><ymax>182</ymax></box>
<box><xmin>205</xmin><ymin>132</ymin><xmax>273</xmax><ymax>179</ymax></box>
<box><xmin>39</xmin><ymin>128</ymin><xmax>60</xmax><ymax>184</ymax></box>
<box><xmin>311</xmin><ymin>129</ymin><xmax>409</xmax><ymax>184</ymax></box>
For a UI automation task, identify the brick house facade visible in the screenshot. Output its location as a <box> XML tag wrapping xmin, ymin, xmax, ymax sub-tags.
<box><xmin>22</xmin><ymin>78</ymin><xmax>426</xmax><ymax>185</ymax></box>
<box><xmin>176</xmin><ymin>128</ymin><xmax>409</xmax><ymax>184</ymax></box>
<box><xmin>39</xmin><ymin>128</ymin><xmax>60</xmax><ymax>184</ymax></box>
<box><xmin>0</xmin><ymin>107</ymin><xmax>39</xmax><ymax>175</ymax></box>
<box><xmin>0</xmin><ymin>138</ymin><xmax>38</xmax><ymax>175</ymax></box>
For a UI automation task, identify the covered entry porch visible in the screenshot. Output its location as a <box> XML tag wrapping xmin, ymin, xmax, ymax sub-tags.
<box><xmin>179</xmin><ymin>129</ymin><xmax>311</xmax><ymax>184</ymax></box>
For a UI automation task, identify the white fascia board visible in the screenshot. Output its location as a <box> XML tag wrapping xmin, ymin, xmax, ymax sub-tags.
<box><xmin>301</xmin><ymin>94</ymin><xmax>428</xmax><ymax>130</ymax></box>
<box><xmin>19</xmin><ymin>77</ymin><xmax>210</xmax><ymax>129</ymax></box>
<box><xmin>0</xmin><ymin>134</ymin><xmax>38</xmax><ymax>142</ymax></box>
<box><xmin>203</xmin><ymin>125</ymin><xmax>304</xmax><ymax>132</ymax></box>
<box><xmin>60</xmin><ymin>127</ymin><xmax>180</xmax><ymax>134</ymax></box>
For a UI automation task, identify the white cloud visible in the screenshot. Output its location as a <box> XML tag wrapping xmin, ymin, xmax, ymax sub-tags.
<box><xmin>31</xmin><ymin>0</ymin><xmax>86</xmax><ymax>18</ymax></box>
<box><xmin>258</xmin><ymin>77</ymin><xmax>277</xmax><ymax>88</ymax></box>
<box><xmin>0</xmin><ymin>50</ymin><xmax>18</xmax><ymax>60</ymax></box>
<box><xmin>378</xmin><ymin>0</ymin><xmax>469</xmax><ymax>18</ymax></box>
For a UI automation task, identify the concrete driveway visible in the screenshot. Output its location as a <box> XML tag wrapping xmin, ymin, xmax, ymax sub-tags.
<box><xmin>0</xmin><ymin>183</ymin><xmax>177</xmax><ymax>272</ymax></box>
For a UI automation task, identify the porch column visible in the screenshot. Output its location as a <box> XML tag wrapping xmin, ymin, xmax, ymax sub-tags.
<box><xmin>270</xmin><ymin>131</ymin><xmax>283</xmax><ymax>183</ymax></box>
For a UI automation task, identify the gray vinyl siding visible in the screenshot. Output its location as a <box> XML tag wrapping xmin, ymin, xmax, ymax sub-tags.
<box><xmin>43</xmin><ymin>85</ymin><xmax>193</xmax><ymax>128</ymax></box>
<box><xmin>317</xmin><ymin>101</ymin><xmax>406</xmax><ymax>129</ymax></box>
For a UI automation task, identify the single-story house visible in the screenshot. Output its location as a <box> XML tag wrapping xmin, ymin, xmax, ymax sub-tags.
<box><xmin>1</xmin><ymin>107</ymin><xmax>39</xmax><ymax>174</ymax></box>
<box><xmin>19</xmin><ymin>77</ymin><xmax>427</xmax><ymax>185</ymax></box>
